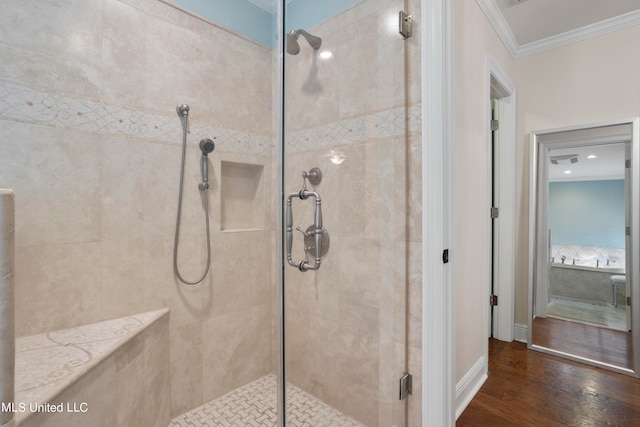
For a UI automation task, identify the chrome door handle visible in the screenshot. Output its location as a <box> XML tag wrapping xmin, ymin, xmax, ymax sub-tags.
<box><xmin>286</xmin><ymin>189</ymin><xmax>324</xmax><ymax>272</ymax></box>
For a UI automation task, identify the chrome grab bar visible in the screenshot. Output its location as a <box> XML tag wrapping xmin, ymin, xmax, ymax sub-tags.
<box><xmin>286</xmin><ymin>188</ymin><xmax>322</xmax><ymax>271</ymax></box>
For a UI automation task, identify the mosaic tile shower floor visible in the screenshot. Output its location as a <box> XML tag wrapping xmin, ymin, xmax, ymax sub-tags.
<box><xmin>169</xmin><ymin>374</ymin><xmax>365</xmax><ymax>427</ymax></box>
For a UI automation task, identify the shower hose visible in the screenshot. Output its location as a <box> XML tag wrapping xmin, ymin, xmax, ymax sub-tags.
<box><xmin>173</xmin><ymin>109</ymin><xmax>211</xmax><ymax>285</ymax></box>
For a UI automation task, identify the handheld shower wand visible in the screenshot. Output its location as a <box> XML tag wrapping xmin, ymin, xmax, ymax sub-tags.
<box><xmin>173</xmin><ymin>105</ymin><xmax>214</xmax><ymax>285</ymax></box>
<box><xmin>198</xmin><ymin>138</ymin><xmax>215</xmax><ymax>190</ymax></box>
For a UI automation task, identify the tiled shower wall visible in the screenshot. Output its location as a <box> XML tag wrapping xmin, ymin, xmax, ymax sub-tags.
<box><xmin>0</xmin><ymin>0</ymin><xmax>274</xmax><ymax>417</ymax></box>
<box><xmin>283</xmin><ymin>0</ymin><xmax>423</xmax><ymax>425</ymax></box>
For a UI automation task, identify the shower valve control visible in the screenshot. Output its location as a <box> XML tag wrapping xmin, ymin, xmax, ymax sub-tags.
<box><xmin>298</xmin><ymin>224</ymin><xmax>330</xmax><ymax>258</ymax></box>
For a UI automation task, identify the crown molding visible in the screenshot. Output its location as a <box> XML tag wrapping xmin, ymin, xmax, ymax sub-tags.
<box><xmin>477</xmin><ymin>0</ymin><xmax>640</xmax><ymax>59</ymax></box>
<box><xmin>517</xmin><ymin>9</ymin><xmax>640</xmax><ymax>57</ymax></box>
<box><xmin>476</xmin><ymin>0</ymin><xmax>519</xmax><ymax>57</ymax></box>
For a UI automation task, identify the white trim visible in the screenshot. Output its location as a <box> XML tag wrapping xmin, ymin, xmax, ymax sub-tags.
<box><xmin>454</xmin><ymin>356</ymin><xmax>488</xmax><ymax>420</ymax></box>
<box><xmin>514</xmin><ymin>323</ymin><xmax>528</xmax><ymax>343</ymax></box>
<box><xmin>485</xmin><ymin>56</ymin><xmax>516</xmax><ymax>343</ymax></box>
<box><xmin>422</xmin><ymin>0</ymin><xmax>454</xmax><ymax>425</ymax></box>
<box><xmin>475</xmin><ymin>0</ymin><xmax>519</xmax><ymax>57</ymax></box>
<box><xmin>476</xmin><ymin>0</ymin><xmax>640</xmax><ymax>58</ymax></box>
<box><xmin>518</xmin><ymin>9</ymin><xmax>640</xmax><ymax>58</ymax></box>
<box><xmin>528</xmin><ymin>118</ymin><xmax>640</xmax><ymax>378</ymax></box>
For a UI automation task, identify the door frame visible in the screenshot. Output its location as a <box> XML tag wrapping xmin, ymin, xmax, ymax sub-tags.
<box><xmin>485</xmin><ymin>56</ymin><xmax>516</xmax><ymax>343</ymax></box>
<box><xmin>421</xmin><ymin>0</ymin><xmax>454</xmax><ymax>425</ymax></box>
<box><xmin>527</xmin><ymin>117</ymin><xmax>640</xmax><ymax>377</ymax></box>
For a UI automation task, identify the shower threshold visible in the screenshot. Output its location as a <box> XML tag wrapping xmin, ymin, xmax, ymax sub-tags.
<box><xmin>169</xmin><ymin>374</ymin><xmax>365</xmax><ymax>427</ymax></box>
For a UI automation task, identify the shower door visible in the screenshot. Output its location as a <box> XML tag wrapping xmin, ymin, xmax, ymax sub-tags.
<box><xmin>281</xmin><ymin>1</ymin><xmax>417</xmax><ymax>425</ymax></box>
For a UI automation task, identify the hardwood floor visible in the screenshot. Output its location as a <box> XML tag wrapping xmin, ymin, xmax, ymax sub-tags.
<box><xmin>532</xmin><ymin>316</ymin><xmax>632</xmax><ymax>369</ymax></box>
<box><xmin>456</xmin><ymin>339</ymin><xmax>640</xmax><ymax>426</ymax></box>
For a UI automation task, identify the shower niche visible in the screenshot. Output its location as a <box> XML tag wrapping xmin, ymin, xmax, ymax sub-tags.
<box><xmin>220</xmin><ymin>161</ymin><xmax>265</xmax><ymax>231</ymax></box>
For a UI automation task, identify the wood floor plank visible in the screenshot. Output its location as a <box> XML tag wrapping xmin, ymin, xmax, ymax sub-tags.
<box><xmin>532</xmin><ymin>316</ymin><xmax>632</xmax><ymax>369</ymax></box>
<box><xmin>457</xmin><ymin>339</ymin><xmax>640</xmax><ymax>426</ymax></box>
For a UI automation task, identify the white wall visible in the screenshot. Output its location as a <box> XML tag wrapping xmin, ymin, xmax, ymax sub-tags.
<box><xmin>454</xmin><ymin>1</ymin><xmax>640</xmax><ymax>415</ymax></box>
<box><xmin>453</xmin><ymin>0</ymin><xmax>515</xmax><ymax>385</ymax></box>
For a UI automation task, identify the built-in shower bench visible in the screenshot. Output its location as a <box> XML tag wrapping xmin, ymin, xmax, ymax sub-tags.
<box><xmin>13</xmin><ymin>308</ymin><xmax>170</xmax><ymax>427</ymax></box>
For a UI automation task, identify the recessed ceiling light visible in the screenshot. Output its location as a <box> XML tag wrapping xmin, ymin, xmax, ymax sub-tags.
<box><xmin>587</xmin><ymin>154</ymin><xmax>597</xmax><ymax>159</ymax></box>
<box><xmin>319</xmin><ymin>51</ymin><xmax>333</xmax><ymax>60</ymax></box>
<box><xmin>564</xmin><ymin>170</ymin><xmax>572</xmax><ymax>174</ymax></box>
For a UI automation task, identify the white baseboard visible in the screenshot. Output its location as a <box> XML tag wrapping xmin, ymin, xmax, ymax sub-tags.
<box><xmin>454</xmin><ymin>355</ymin><xmax>488</xmax><ymax>419</ymax></box>
<box><xmin>514</xmin><ymin>323</ymin><xmax>528</xmax><ymax>343</ymax></box>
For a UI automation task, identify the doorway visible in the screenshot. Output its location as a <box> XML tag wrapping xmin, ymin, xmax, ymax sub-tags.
<box><xmin>528</xmin><ymin>118</ymin><xmax>640</xmax><ymax>375</ymax></box>
<box><xmin>486</xmin><ymin>57</ymin><xmax>516</xmax><ymax>343</ymax></box>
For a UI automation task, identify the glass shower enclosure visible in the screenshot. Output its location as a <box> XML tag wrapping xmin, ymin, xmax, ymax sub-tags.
<box><xmin>281</xmin><ymin>0</ymin><xmax>415</xmax><ymax>425</ymax></box>
<box><xmin>0</xmin><ymin>0</ymin><xmax>419</xmax><ymax>425</ymax></box>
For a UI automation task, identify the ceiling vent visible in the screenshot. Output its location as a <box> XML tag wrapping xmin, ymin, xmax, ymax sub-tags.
<box><xmin>550</xmin><ymin>154</ymin><xmax>579</xmax><ymax>165</ymax></box>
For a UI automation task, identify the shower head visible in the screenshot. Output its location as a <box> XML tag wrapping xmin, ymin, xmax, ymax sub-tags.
<box><xmin>286</xmin><ymin>29</ymin><xmax>322</xmax><ymax>55</ymax></box>
<box><xmin>199</xmin><ymin>138</ymin><xmax>215</xmax><ymax>156</ymax></box>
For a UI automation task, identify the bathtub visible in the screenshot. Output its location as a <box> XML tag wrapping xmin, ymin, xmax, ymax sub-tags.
<box><xmin>549</xmin><ymin>245</ymin><xmax>626</xmax><ymax>305</ymax></box>
<box><xmin>11</xmin><ymin>308</ymin><xmax>169</xmax><ymax>427</ymax></box>
<box><xmin>550</xmin><ymin>263</ymin><xmax>625</xmax><ymax>305</ymax></box>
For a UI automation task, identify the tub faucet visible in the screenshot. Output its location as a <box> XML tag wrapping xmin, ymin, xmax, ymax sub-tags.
<box><xmin>561</xmin><ymin>255</ymin><xmax>566</xmax><ymax>264</ymax></box>
<box><xmin>596</xmin><ymin>259</ymin><xmax>599</xmax><ymax>268</ymax></box>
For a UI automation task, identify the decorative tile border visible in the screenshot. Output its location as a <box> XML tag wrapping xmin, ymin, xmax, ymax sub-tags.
<box><xmin>1</xmin><ymin>81</ymin><xmax>421</xmax><ymax>157</ymax></box>
<box><xmin>0</xmin><ymin>81</ymin><xmax>273</xmax><ymax>156</ymax></box>
<box><xmin>285</xmin><ymin>103</ymin><xmax>422</xmax><ymax>153</ymax></box>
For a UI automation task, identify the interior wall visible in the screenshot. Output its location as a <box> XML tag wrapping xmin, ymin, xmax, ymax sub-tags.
<box><xmin>513</xmin><ymin>23</ymin><xmax>640</xmax><ymax>326</ymax></box>
<box><xmin>453</xmin><ymin>0</ymin><xmax>516</xmax><ymax>384</ymax></box>
<box><xmin>282</xmin><ymin>0</ymin><xmax>423</xmax><ymax>425</ymax></box>
<box><xmin>549</xmin><ymin>180</ymin><xmax>625</xmax><ymax>248</ymax></box>
<box><xmin>0</xmin><ymin>0</ymin><xmax>273</xmax><ymax>417</ymax></box>
<box><xmin>455</xmin><ymin>3</ymin><xmax>640</xmax><ymax>390</ymax></box>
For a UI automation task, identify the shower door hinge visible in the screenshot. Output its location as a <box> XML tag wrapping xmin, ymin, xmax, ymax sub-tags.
<box><xmin>626</xmin><ymin>226</ymin><xmax>631</xmax><ymax>236</ymax></box>
<box><xmin>399</xmin><ymin>373</ymin><xmax>413</xmax><ymax>400</ymax></box>
<box><xmin>627</xmin><ymin>296</ymin><xmax>632</xmax><ymax>307</ymax></box>
<box><xmin>626</xmin><ymin>159</ymin><xmax>631</xmax><ymax>168</ymax></box>
<box><xmin>491</xmin><ymin>119</ymin><xmax>499</xmax><ymax>131</ymax></box>
<box><xmin>490</xmin><ymin>294</ymin><xmax>498</xmax><ymax>306</ymax></box>
<box><xmin>491</xmin><ymin>207</ymin><xmax>499</xmax><ymax>219</ymax></box>
<box><xmin>399</xmin><ymin>11</ymin><xmax>412</xmax><ymax>38</ymax></box>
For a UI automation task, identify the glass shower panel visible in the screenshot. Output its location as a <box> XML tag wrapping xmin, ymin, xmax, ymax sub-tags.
<box><xmin>282</xmin><ymin>1</ymin><xmax>411</xmax><ymax>425</ymax></box>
